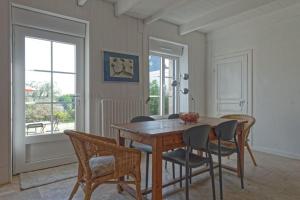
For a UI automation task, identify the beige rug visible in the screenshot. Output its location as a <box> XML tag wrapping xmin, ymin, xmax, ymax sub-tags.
<box><xmin>20</xmin><ymin>163</ymin><xmax>78</xmax><ymax>190</ymax></box>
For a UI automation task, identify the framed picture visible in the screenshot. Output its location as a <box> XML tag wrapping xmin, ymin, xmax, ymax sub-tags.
<box><xmin>103</xmin><ymin>51</ymin><xmax>139</xmax><ymax>82</ymax></box>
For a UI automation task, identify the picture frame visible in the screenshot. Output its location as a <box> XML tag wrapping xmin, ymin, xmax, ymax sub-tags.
<box><xmin>103</xmin><ymin>51</ymin><xmax>139</xmax><ymax>82</ymax></box>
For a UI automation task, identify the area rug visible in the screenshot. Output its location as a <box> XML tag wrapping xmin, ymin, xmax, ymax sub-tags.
<box><xmin>20</xmin><ymin>163</ymin><xmax>78</xmax><ymax>190</ymax></box>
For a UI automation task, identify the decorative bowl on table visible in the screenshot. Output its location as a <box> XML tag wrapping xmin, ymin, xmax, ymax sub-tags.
<box><xmin>179</xmin><ymin>112</ymin><xmax>199</xmax><ymax>124</ymax></box>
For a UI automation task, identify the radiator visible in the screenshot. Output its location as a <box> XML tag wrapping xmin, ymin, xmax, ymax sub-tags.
<box><xmin>100</xmin><ymin>98</ymin><xmax>145</xmax><ymax>138</ymax></box>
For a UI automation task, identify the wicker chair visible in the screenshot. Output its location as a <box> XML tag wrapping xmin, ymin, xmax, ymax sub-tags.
<box><xmin>221</xmin><ymin>114</ymin><xmax>257</xmax><ymax>166</ymax></box>
<box><xmin>65</xmin><ymin>130</ymin><xmax>142</xmax><ymax>200</ymax></box>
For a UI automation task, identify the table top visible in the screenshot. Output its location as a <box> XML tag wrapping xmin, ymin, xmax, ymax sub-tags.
<box><xmin>111</xmin><ymin>117</ymin><xmax>247</xmax><ymax>137</ymax></box>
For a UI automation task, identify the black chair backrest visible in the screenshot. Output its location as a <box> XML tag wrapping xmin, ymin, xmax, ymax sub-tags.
<box><xmin>214</xmin><ymin>120</ymin><xmax>238</xmax><ymax>141</ymax></box>
<box><xmin>130</xmin><ymin>116</ymin><xmax>155</xmax><ymax>123</ymax></box>
<box><xmin>168</xmin><ymin>114</ymin><xmax>180</xmax><ymax>119</ymax></box>
<box><xmin>182</xmin><ymin>125</ymin><xmax>211</xmax><ymax>151</ymax></box>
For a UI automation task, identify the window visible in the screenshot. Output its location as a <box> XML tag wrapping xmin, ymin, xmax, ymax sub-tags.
<box><xmin>149</xmin><ymin>54</ymin><xmax>178</xmax><ymax>116</ymax></box>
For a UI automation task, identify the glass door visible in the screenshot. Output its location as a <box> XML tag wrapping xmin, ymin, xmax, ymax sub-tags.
<box><xmin>13</xmin><ymin>26</ymin><xmax>85</xmax><ymax>173</ymax></box>
<box><xmin>149</xmin><ymin>54</ymin><xmax>178</xmax><ymax>116</ymax></box>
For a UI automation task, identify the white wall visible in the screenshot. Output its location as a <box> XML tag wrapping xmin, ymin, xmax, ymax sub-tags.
<box><xmin>207</xmin><ymin>3</ymin><xmax>300</xmax><ymax>159</ymax></box>
<box><xmin>0</xmin><ymin>0</ymin><xmax>206</xmax><ymax>184</ymax></box>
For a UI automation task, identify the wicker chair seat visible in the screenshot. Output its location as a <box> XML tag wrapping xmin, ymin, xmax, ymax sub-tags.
<box><xmin>89</xmin><ymin>156</ymin><xmax>115</xmax><ymax>178</ymax></box>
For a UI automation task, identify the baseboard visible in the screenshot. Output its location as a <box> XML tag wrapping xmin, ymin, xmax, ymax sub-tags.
<box><xmin>252</xmin><ymin>145</ymin><xmax>300</xmax><ymax>160</ymax></box>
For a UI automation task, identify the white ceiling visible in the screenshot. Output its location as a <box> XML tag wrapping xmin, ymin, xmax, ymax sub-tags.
<box><xmin>101</xmin><ymin>0</ymin><xmax>299</xmax><ymax>34</ymax></box>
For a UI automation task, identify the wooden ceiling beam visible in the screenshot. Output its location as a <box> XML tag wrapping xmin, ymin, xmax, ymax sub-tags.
<box><xmin>144</xmin><ymin>0</ymin><xmax>189</xmax><ymax>25</ymax></box>
<box><xmin>179</xmin><ymin>0</ymin><xmax>281</xmax><ymax>35</ymax></box>
<box><xmin>115</xmin><ymin>0</ymin><xmax>142</xmax><ymax>17</ymax></box>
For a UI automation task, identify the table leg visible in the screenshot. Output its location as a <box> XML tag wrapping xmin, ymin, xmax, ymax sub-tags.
<box><xmin>237</xmin><ymin>125</ymin><xmax>245</xmax><ymax>177</ymax></box>
<box><xmin>152</xmin><ymin>137</ymin><xmax>163</xmax><ymax>200</ymax></box>
<box><xmin>117</xmin><ymin>130</ymin><xmax>125</xmax><ymax>192</ymax></box>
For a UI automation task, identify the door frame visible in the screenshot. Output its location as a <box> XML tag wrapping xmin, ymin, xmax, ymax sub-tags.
<box><xmin>9</xmin><ymin>3</ymin><xmax>90</xmax><ymax>177</ymax></box>
<box><xmin>213</xmin><ymin>49</ymin><xmax>253</xmax><ymax>117</ymax></box>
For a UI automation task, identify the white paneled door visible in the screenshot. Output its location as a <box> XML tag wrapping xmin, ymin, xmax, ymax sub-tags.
<box><xmin>214</xmin><ymin>50</ymin><xmax>252</xmax><ymax>116</ymax></box>
<box><xmin>13</xmin><ymin>26</ymin><xmax>85</xmax><ymax>174</ymax></box>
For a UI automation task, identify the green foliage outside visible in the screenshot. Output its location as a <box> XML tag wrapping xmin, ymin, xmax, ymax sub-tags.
<box><xmin>149</xmin><ymin>80</ymin><xmax>159</xmax><ymax>115</ymax></box>
<box><xmin>25</xmin><ymin>82</ymin><xmax>75</xmax><ymax>123</ymax></box>
<box><xmin>149</xmin><ymin>80</ymin><xmax>170</xmax><ymax>115</ymax></box>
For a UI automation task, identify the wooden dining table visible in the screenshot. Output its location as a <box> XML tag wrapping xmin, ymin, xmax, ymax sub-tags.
<box><xmin>111</xmin><ymin>117</ymin><xmax>247</xmax><ymax>200</ymax></box>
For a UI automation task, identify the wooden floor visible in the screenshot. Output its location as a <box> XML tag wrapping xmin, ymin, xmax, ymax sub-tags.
<box><xmin>0</xmin><ymin>151</ymin><xmax>299</xmax><ymax>200</ymax></box>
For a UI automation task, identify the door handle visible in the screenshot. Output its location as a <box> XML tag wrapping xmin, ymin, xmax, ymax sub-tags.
<box><xmin>71</xmin><ymin>94</ymin><xmax>80</xmax><ymax>106</ymax></box>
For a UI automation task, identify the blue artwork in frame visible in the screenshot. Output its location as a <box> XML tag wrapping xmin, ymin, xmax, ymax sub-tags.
<box><xmin>103</xmin><ymin>51</ymin><xmax>139</xmax><ymax>82</ymax></box>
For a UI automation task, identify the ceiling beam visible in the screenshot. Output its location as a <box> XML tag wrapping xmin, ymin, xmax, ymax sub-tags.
<box><xmin>144</xmin><ymin>0</ymin><xmax>189</xmax><ymax>25</ymax></box>
<box><xmin>189</xmin><ymin>0</ymin><xmax>300</xmax><ymax>33</ymax></box>
<box><xmin>77</xmin><ymin>0</ymin><xmax>88</xmax><ymax>7</ymax></box>
<box><xmin>115</xmin><ymin>0</ymin><xmax>142</xmax><ymax>17</ymax></box>
<box><xmin>179</xmin><ymin>0</ymin><xmax>278</xmax><ymax>35</ymax></box>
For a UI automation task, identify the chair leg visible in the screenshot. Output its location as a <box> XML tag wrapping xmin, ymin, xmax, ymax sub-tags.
<box><xmin>172</xmin><ymin>162</ymin><xmax>175</xmax><ymax>179</ymax></box>
<box><xmin>189</xmin><ymin>168</ymin><xmax>192</xmax><ymax>184</ymax></box>
<box><xmin>117</xmin><ymin>177</ymin><xmax>124</xmax><ymax>193</ymax></box>
<box><xmin>180</xmin><ymin>165</ymin><xmax>183</xmax><ymax>188</ymax></box>
<box><xmin>237</xmin><ymin>148</ymin><xmax>244</xmax><ymax>189</ymax></box>
<box><xmin>165</xmin><ymin>160</ymin><xmax>168</xmax><ymax>169</ymax></box>
<box><xmin>145</xmin><ymin>153</ymin><xmax>150</xmax><ymax>189</ymax></box>
<box><xmin>218</xmin><ymin>154</ymin><xmax>223</xmax><ymax>200</ymax></box>
<box><xmin>135</xmin><ymin>177</ymin><xmax>142</xmax><ymax>200</ymax></box>
<box><xmin>209</xmin><ymin>156</ymin><xmax>216</xmax><ymax>200</ymax></box>
<box><xmin>246</xmin><ymin>142</ymin><xmax>257</xmax><ymax>166</ymax></box>
<box><xmin>185</xmin><ymin>166</ymin><xmax>190</xmax><ymax>200</ymax></box>
<box><xmin>84</xmin><ymin>183</ymin><xmax>92</xmax><ymax>200</ymax></box>
<box><xmin>68</xmin><ymin>181</ymin><xmax>80</xmax><ymax>200</ymax></box>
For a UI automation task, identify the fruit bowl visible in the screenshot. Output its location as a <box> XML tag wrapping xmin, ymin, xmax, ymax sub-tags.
<box><xmin>179</xmin><ymin>112</ymin><xmax>199</xmax><ymax>124</ymax></box>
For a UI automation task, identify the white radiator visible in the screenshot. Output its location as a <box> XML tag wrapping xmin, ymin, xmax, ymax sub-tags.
<box><xmin>100</xmin><ymin>98</ymin><xmax>145</xmax><ymax>138</ymax></box>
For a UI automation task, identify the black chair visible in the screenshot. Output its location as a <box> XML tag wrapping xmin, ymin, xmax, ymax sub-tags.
<box><xmin>168</xmin><ymin>113</ymin><xmax>180</xmax><ymax>119</ymax></box>
<box><xmin>209</xmin><ymin>120</ymin><xmax>244</xmax><ymax>200</ymax></box>
<box><xmin>129</xmin><ymin>116</ymin><xmax>154</xmax><ymax>189</ymax></box>
<box><xmin>163</xmin><ymin>125</ymin><xmax>216</xmax><ymax>200</ymax></box>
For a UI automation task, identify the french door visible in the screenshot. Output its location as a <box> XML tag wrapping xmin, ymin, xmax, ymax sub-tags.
<box><xmin>13</xmin><ymin>26</ymin><xmax>85</xmax><ymax>173</ymax></box>
<box><xmin>149</xmin><ymin>54</ymin><xmax>179</xmax><ymax>116</ymax></box>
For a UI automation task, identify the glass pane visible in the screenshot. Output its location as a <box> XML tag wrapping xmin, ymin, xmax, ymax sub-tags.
<box><xmin>53</xmin><ymin>42</ymin><xmax>76</xmax><ymax>73</ymax></box>
<box><xmin>53</xmin><ymin>73</ymin><xmax>76</xmax><ymax>133</ymax></box>
<box><xmin>53</xmin><ymin>103</ymin><xmax>75</xmax><ymax>133</ymax></box>
<box><xmin>164</xmin><ymin>58</ymin><xmax>174</xmax><ymax>78</ymax></box>
<box><xmin>53</xmin><ymin>73</ymin><xmax>75</xmax><ymax>101</ymax></box>
<box><xmin>25</xmin><ymin>71</ymin><xmax>51</xmax><ymax>103</ymax></box>
<box><xmin>25</xmin><ymin>37</ymin><xmax>51</xmax><ymax>71</ymax></box>
<box><xmin>25</xmin><ymin>103</ymin><xmax>51</xmax><ymax>136</ymax></box>
<box><xmin>149</xmin><ymin>97</ymin><xmax>160</xmax><ymax>116</ymax></box>
<box><xmin>164</xmin><ymin>96</ymin><xmax>174</xmax><ymax>115</ymax></box>
<box><xmin>164</xmin><ymin>77</ymin><xmax>174</xmax><ymax>115</ymax></box>
<box><xmin>149</xmin><ymin>55</ymin><xmax>161</xmax><ymax>115</ymax></box>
